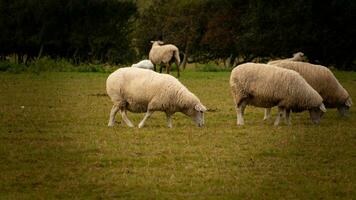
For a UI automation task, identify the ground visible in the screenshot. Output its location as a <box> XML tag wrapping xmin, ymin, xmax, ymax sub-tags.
<box><xmin>0</xmin><ymin>69</ymin><xmax>355</xmax><ymax>199</ymax></box>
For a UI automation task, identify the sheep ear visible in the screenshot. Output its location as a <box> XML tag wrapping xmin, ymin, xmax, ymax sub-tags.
<box><xmin>319</xmin><ymin>103</ymin><xmax>327</xmax><ymax>112</ymax></box>
<box><xmin>345</xmin><ymin>97</ymin><xmax>353</xmax><ymax>107</ymax></box>
<box><xmin>150</xmin><ymin>41</ymin><xmax>154</xmax><ymax>44</ymax></box>
<box><xmin>195</xmin><ymin>104</ymin><xmax>207</xmax><ymax>112</ymax></box>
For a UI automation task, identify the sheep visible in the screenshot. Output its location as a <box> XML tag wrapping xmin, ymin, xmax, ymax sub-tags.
<box><xmin>106</xmin><ymin>67</ymin><xmax>206</xmax><ymax>128</ymax></box>
<box><xmin>268</xmin><ymin>52</ymin><xmax>306</xmax><ymax>65</ymax></box>
<box><xmin>230</xmin><ymin>63</ymin><xmax>326</xmax><ymax>126</ymax></box>
<box><xmin>149</xmin><ymin>40</ymin><xmax>181</xmax><ymax>77</ymax></box>
<box><xmin>264</xmin><ymin>60</ymin><xmax>352</xmax><ymax>120</ymax></box>
<box><xmin>131</xmin><ymin>59</ymin><xmax>154</xmax><ymax>70</ymax></box>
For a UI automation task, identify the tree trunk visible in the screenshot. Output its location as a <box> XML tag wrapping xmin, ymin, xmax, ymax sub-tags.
<box><xmin>181</xmin><ymin>44</ymin><xmax>189</xmax><ymax>70</ymax></box>
<box><xmin>73</xmin><ymin>48</ymin><xmax>79</xmax><ymax>65</ymax></box>
<box><xmin>37</xmin><ymin>44</ymin><xmax>44</xmax><ymax>59</ymax></box>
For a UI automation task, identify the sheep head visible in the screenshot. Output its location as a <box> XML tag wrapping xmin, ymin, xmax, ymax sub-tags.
<box><xmin>192</xmin><ymin>103</ymin><xmax>207</xmax><ymax>127</ymax></box>
<box><xmin>337</xmin><ymin>97</ymin><xmax>353</xmax><ymax>117</ymax></box>
<box><xmin>309</xmin><ymin>103</ymin><xmax>326</xmax><ymax>124</ymax></box>
<box><xmin>150</xmin><ymin>40</ymin><xmax>164</xmax><ymax>46</ymax></box>
<box><xmin>292</xmin><ymin>52</ymin><xmax>305</xmax><ymax>61</ymax></box>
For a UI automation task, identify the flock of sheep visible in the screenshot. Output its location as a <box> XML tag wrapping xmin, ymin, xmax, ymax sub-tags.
<box><xmin>106</xmin><ymin>41</ymin><xmax>352</xmax><ymax>128</ymax></box>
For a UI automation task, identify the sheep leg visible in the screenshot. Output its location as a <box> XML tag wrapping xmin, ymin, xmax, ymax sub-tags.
<box><xmin>159</xmin><ymin>64</ymin><xmax>164</xmax><ymax>73</ymax></box>
<box><xmin>237</xmin><ymin>101</ymin><xmax>247</xmax><ymax>125</ymax></box>
<box><xmin>274</xmin><ymin>107</ymin><xmax>285</xmax><ymax>126</ymax></box>
<box><xmin>121</xmin><ymin>110</ymin><xmax>134</xmax><ymax>128</ymax></box>
<box><xmin>166</xmin><ymin>63</ymin><xmax>170</xmax><ymax>74</ymax></box>
<box><xmin>138</xmin><ymin>110</ymin><xmax>153</xmax><ymax>128</ymax></box>
<box><xmin>285</xmin><ymin>109</ymin><xmax>291</xmax><ymax>125</ymax></box>
<box><xmin>175</xmin><ymin>61</ymin><xmax>180</xmax><ymax>78</ymax></box>
<box><xmin>263</xmin><ymin>108</ymin><xmax>272</xmax><ymax>120</ymax></box>
<box><xmin>166</xmin><ymin>113</ymin><xmax>173</xmax><ymax>128</ymax></box>
<box><xmin>108</xmin><ymin>105</ymin><xmax>120</xmax><ymax>127</ymax></box>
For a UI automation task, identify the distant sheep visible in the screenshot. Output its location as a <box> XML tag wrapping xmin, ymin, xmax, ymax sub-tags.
<box><xmin>230</xmin><ymin>63</ymin><xmax>326</xmax><ymax>126</ymax></box>
<box><xmin>268</xmin><ymin>52</ymin><xmax>306</xmax><ymax>65</ymax></box>
<box><xmin>149</xmin><ymin>40</ymin><xmax>181</xmax><ymax>77</ymax></box>
<box><xmin>264</xmin><ymin>60</ymin><xmax>352</xmax><ymax>120</ymax></box>
<box><xmin>106</xmin><ymin>67</ymin><xmax>206</xmax><ymax>128</ymax></box>
<box><xmin>131</xmin><ymin>59</ymin><xmax>154</xmax><ymax>70</ymax></box>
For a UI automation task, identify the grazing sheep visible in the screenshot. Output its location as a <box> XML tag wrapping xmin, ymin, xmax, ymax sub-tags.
<box><xmin>131</xmin><ymin>59</ymin><xmax>154</xmax><ymax>70</ymax></box>
<box><xmin>149</xmin><ymin>40</ymin><xmax>181</xmax><ymax>77</ymax></box>
<box><xmin>106</xmin><ymin>67</ymin><xmax>206</xmax><ymax>128</ymax></box>
<box><xmin>264</xmin><ymin>60</ymin><xmax>352</xmax><ymax>120</ymax></box>
<box><xmin>268</xmin><ymin>52</ymin><xmax>306</xmax><ymax>65</ymax></box>
<box><xmin>230</xmin><ymin>63</ymin><xmax>326</xmax><ymax>126</ymax></box>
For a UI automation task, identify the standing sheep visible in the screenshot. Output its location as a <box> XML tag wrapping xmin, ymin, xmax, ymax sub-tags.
<box><xmin>230</xmin><ymin>63</ymin><xmax>326</xmax><ymax>126</ymax></box>
<box><xmin>264</xmin><ymin>60</ymin><xmax>352</xmax><ymax>119</ymax></box>
<box><xmin>131</xmin><ymin>59</ymin><xmax>154</xmax><ymax>70</ymax></box>
<box><xmin>268</xmin><ymin>52</ymin><xmax>306</xmax><ymax>65</ymax></box>
<box><xmin>106</xmin><ymin>67</ymin><xmax>206</xmax><ymax>128</ymax></box>
<box><xmin>149</xmin><ymin>40</ymin><xmax>181</xmax><ymax>77</ymax></box>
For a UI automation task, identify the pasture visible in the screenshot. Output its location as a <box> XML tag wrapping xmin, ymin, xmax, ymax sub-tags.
<box><xmin>0</xmin><ymin>69</ymin><xmax>355</xmax><ymax>199</ymax></box>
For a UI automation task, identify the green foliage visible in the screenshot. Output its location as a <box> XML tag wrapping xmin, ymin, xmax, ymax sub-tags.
<box><xmin>0</xmin><ymin>57</ymin><xmax>120</xmax><ymax>73</ymax></box>
<box><xmin>30</xmin><ymin>57</ymin><xmax>74</xmax><ymax>72</ymax></box>
<box><xmin>0</xmin><ymin>71</ymin><xmax>355</xmax><ymax>198</ymax></box>
<box><xmin>0</xmin><ymin>61</ymin><xmax>30</xmax><ymax>74</ymax></box>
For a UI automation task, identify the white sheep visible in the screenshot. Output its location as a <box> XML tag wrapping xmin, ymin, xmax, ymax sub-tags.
<box><xmin>106</xmin><ymin>67</ymin><xmax>206</xmax><ymax>128</ymax></box>
<box><xmin>264</xmin><ymin>60</ymin><xmax>352</xmax><ymax>120</ymax></box>
<box><xmin>149</xmin><ymin>40</ymin><xmax>181</xmax><ymax>77</ymax></box>
<box><xmin>131</xmin><ymin>59</ymin><xmax>154</xmax><ymax>70</ymax></box>
<box><xmin>268</xmin><ymin>52</ymin><xmax>306</xmax><ymax>65</ymax></box>
<box><xmin>230</xmin><ymin>63</ymin><xmax>326</xmax><ymax>126</ymax></box>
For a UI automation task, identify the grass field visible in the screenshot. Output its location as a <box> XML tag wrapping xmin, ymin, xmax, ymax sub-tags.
<box><xmin>0</xmin><ymin>69</ymin><xmax>356</xmax><ymax>199</ymax></box>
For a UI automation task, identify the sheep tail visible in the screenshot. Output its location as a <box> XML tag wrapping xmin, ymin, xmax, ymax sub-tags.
<box><xmin>174</xmin><ymin>50</ymin><xmax>181</xmax><ymax>66</ymax></box>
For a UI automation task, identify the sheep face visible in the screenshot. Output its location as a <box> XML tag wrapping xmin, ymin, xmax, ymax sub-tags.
<box><xmin>337</xmin><ymin>106</ymin><xmax>349</xmax><ymax>117</ymax></box>
<box><xmin>309</xmin><ymin>104</ymin><xmax>326</xmax><ymax>124</ymax></box>
<box><xmin>185</xmin><ymin>104</ymin><xmax>207</xmax><ymax>127</ymax></box>
<box><xmin>337</xmin><ymin>97</ymin><xmax>352</xmax><ymax>116</ymax></box>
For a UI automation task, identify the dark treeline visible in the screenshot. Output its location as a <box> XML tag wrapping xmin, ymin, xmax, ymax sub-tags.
<box><xmin>0</xmin><ymin>0</ymin><xmax>136</xmax><ymax>64</ymax></box>
<box><xmin>1</xmin><ymin>0</ymin><xmax>355</xmax><ymax>70</ymax></box>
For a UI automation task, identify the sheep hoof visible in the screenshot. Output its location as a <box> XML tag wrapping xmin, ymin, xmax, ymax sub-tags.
<box><xmin>138</xmin><ymin>124</ymin><xmax>144</xmax><ymax>128</ymax></box>
<box><xmin>108</xmin><ymin>123</ymin><xmax>115</xmax><ymax>127</ymax></box>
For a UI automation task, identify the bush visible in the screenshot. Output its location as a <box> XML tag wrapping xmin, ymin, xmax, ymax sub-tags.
<box><xmin>30</xmin><ymin>57</ymin><xmax>74</xmax><ymax>72</ymax></box>
<box><xmin>0</xmin><ymin>57</ymin><xmax>122</xmax><ymax>73</ymax></box>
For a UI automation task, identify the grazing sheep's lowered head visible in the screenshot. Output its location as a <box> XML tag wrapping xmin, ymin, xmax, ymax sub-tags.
<box><xmin>338</xmin><ymin>97</ymin><xmax>353</xmax><ymax>116</ymax></box>
<box><xmin>183</xmin><ymin>103</ymin><xmax>207</xmax><ymax>127</ymax></box>
<box><xmin>309</xmin><ymin>104</ymin><xmax>327</xmax><ymax>124</ymax></box>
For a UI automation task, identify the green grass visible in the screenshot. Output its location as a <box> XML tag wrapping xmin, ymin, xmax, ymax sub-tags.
<box><xmin>0</xmin><ymin>69</ymin><xmax>355</xmax><ymax>199</ymax></box>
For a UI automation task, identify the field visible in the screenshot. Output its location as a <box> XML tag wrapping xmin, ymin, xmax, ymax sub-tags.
<box><xmin>0</xmin><ymin>69</ymin><xmax>356</xmax><ymax>199</ymax></box>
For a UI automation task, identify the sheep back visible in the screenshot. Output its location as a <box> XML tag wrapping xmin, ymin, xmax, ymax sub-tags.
<box><xmin>230</xmin><ymin>63</ymin><xmax>323</xmax><ymax>111</ymax></box>
<box><xmin>149</xmin><ymin>44</ymin><xmax>180</xmax><ymax>65</ymax></box>
<box><xmin>269</xmin><ymin>60</ymin><xmax>350</xmax><ymax>108</ymax></box>
<box><xmin>268</xmin><ymin>52</ymin><xmax>305</xmax><ymax>65</ymax></box>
